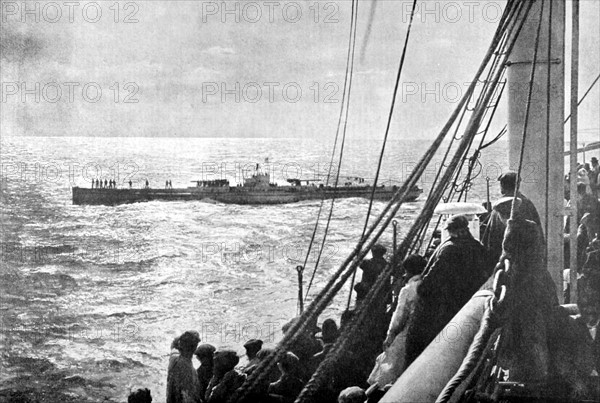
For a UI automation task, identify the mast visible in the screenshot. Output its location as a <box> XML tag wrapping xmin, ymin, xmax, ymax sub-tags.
<box><xmin>507</xmin><ymin>0</ymin><xmax>565</xmax><ymax>300</ymax></box>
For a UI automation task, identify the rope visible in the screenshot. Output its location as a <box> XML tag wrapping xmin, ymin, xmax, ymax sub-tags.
<box><xmin>230</xmin><ymin>3</ymin><xmax>525</xmax><ymax>400</ymax></box>
<box><xmin>310</xmin><ymin>0</ymin><xmax>359</xmax><ymax>296</ymax></box>
<box><xmin>436</xmin><ymin>5</ymin><xmax>546</xmax><ymax>401</ymax></box>
<box><xmin>458</xmin><ymin>79</ymin><xmax>507</xmax><ymax>202</ymax></box>
<box><xmin>346</xmin><ymin>0</ymin><xmax>419</xmax><ymax>310</ymax></box>
<box><xmin>359</xmin><ymin>0</ymin><xmax>377</xmax><ymax>63</ymax></box>
<box><xmin>479</xmin><ymin>71</ymin><xmax>599</xmax><ymax>153</ymax></box>
<box><xmin>410</xmin><ymin>104</ymin><xmax>469</xmax><ymax>254</ymax></box>
<box><xmin>480</xmin><ymin>125</ymin><xmax>507</xmax><ymax>150</ymax></box>
<box><xmin>564</xmin><ymin>73</ymin><xmax>600</xmax><ymax>124</ymax></box>
<box><xmin>435</xmin><ymin>301</ymin><xmax>496</xmax><ymax>403</ymax></box>
<box><xmin>303</xmin><ymin>0</ymin><xmax>359</xmax><ymax>301</ymax></box>
<box><xmin>296</xmin><ymin>3</ymin><xmax>531</xmax><ymax>399</ymax></box>
<box><xmin>414</xmin><ymin>34</ymin><xmax>509</xmax><ymax>252</ymax></box>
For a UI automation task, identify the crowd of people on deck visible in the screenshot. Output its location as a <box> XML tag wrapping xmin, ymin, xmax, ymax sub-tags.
<box><xmin>91</xmin><ymin>179</ymin><xmax>119</xmax><ymax>189</ymax></box>
<box><xmin>91</xmin><ymin>179</ymin><xmax>172</xmax><ymax>189</ymax></box>
<box><xmin>563</xmin><ymin>159</ymin><xmax>600</xmax><ymax>304</ymax></box>
<box><xmin>126</xmin><ymin>319</ymin><xmax>350</xmax><ymax>403</ymax></box>
<box><xmin>196</xmin><ymin>180</ymin><xmax>229</xmax><ymax>188</ymax></box>
<box><xmin>126</xmin><ymin>165</ymin><xmax>600</xmax><ymax>403</ymax></box>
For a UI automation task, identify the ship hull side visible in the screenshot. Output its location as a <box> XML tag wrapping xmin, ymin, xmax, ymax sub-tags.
<box><xmin>72</xmin><ymin>187</ymin><xmax>422</xmax><ymax>206</ymax></box>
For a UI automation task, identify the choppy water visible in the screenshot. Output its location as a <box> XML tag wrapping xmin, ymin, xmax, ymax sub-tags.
<box><xmin>0</xmin><ymin>136</ymin><xmax>510</xmax><ymax>402</ymax></box>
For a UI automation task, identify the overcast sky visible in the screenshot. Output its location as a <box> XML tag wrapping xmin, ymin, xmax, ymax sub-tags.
<box><xmin>1</xmin><ymin>0</ymin><xmax>598</xmax><ymax>140</ymax></box>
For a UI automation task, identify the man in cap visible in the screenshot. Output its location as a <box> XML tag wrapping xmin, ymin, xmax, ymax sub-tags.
<box><xmin>241</xmin><ymin>339</ymin><xmax>263</xmax><ymax>374</ymax></box>
<box><xmin>195</xmin><ymin>343</ymin><xmax>216</xmax><ymax>398</ymax></box>
<box><xmin>354</xmin><ymin>243</ymin><xmax>393</xmax><ymax>361</ymax></box>
<box><xmin>281</xmin><ymin>318</ymin><xmax>321</xmax><ymax>382</ymax></box>
<box><xmin>206</xmin><ymin>350</ymin><xmax>246</xmax><ymax>403</ymax></box>
<box><xmin>482</xmin><ymin>196</ymin><xmax>523</xmax><ymax>264</ymax></box>
<box><xmin>404</xmin><ymin>215</ymin><xmax>490</xmax><ymax>367</ymax></box>
<box><xmin>167</xmin><ymin>330</ymin><xmax>202</xmax><ymax>403</ymax></box>
<box><xmin>354</xmin><ymin>244</ymin><xmax>388</xmax><ymax>305</ymax></box>
<box><xmin>268</xmin><ymin>351</ymin><xmax>304</xmax><ymax>402</ymax></box>
<box><xmin>497</xmin><ymin>171</ymin><xmax>541</xmax><ymax>225</ymax></box>
<box><xmin>481</xmin><ymin>171</ymin><xmax>542</xmax><ymax>265</ymax></box>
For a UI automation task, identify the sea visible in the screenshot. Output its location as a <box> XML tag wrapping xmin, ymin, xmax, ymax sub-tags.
<box><xmin>0</xmin><ymin>135</ymin><xmax>541</xmax><ymax>402</ymax></box>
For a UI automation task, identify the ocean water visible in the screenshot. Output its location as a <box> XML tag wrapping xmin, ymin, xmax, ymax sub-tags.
<box><xmin>0</xmin><ymin>136</ymin><xmax>510</xmax><ymax>402</ymax></box>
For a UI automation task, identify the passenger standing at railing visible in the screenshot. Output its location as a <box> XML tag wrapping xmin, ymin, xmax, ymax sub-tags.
<box><xmin>194</xmin><ymin>343</ymin><xmax>216</xmax><ymax>399</ymax></box>
<box><xmin>498</xmin><ymin>171</ymin><xmax>541</xmax><ymax>225</ymax></box>
<box><xmin>167</xmin><ymin>331</ymin><xmax>202</xmax><ymax>403</ymax></box>
<box><xmin>354</xmin><ymin>244</ymin><xmax>388</xmax><ymax>306</ymax></box>
<box><xmin>404</xmin><ymin>215</ymin><xmax>490</xmax><ymax>368</ymax></box>
<box><xmin>367</xmin><ymin>254</ymin><xmax>426</xmax><ymax>397</ymax></box>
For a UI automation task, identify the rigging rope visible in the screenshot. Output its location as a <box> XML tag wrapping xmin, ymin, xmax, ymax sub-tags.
<box><xmin>437</xmin><ymin>3</ymin><xmax>547</xmax><ymax>402</ymax></box>
<box><xmin>303</xmin><ymin>0</ymin><xmax>359</xmax><ymax>302</ymax></box>
<box><xmin>309</xmin><ymin>0</ymin><xmax>360</xmax><ymax>296</ymax></box>
<box><xmin>564</xmin><ymin>72</ymin><xmax>600</xmax><ymax>124</ymax></box>
<box><xmin>480</xmin><ymin>71</ymin><xmax>600</xmax><ymax>151</ymax></box>
<box><xmin>458</xmin><ymin>78</ymin><xmax>507</xmax><ymax>202</ymax></box>
<box><xmin>359</xmin><ymin>0</ymin><xmax>377</xmax><ymax>63</ymax></box>
<box><xmin>412</xmin><ymin>27</ymin><xmax>511</xmax><ymax>254</ymax></box>
<box><xmin>346</xmin><ymin>0</ymin><xmax>419</xmax><ymax>310</ymax></box>
<box><xmin>295</xmin><ymin>1</ymin><xmax>531</xmax><ymax>400</ymax></box>
<box><xmin>229</xmin><ymin>2</ymin><xmax>526</xmax><ymax>401</ymax></box>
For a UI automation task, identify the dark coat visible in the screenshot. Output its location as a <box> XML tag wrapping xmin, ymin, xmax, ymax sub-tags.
<box><xmin>404</xmin><ymin>233</ymin><xmax>490</xmax><ymax>365</ymax></box>
<box><xmin>205</xmin><ymin>369</ymin><xmax>246</xmax><ymax>403</ymax></box>
<box><xmin>268</xmin><ymin>374</ymin><xmax>304</xmax><ymax>403</ymax></box>
<box><xmin>167</xmin><ymin>353</ymin><xmax>203</xmax><ymax>403</ymax></box>
<box><xmin>573</xmin><ymin>316</ymin><xmax>600</xmax><ymax>373</ymax></box>
<box><xmin>482</xmin><ymin>191</ymin><xmax>541</xmax><ymax>264</ymax></box>
<box><xmin>197</xmin><ymin>364</ymin><xmax>213</xmax><ymax>400</ymax></box>
<box><xmin>516</xmin><ymin>192</ymin><xmax>542</xmax><ymax>225</ymax></box>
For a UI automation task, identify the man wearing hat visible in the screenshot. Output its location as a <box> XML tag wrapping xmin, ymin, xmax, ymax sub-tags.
<box><xmin>195</xmin><ymin>343</ymin><xmax>216</xmax><ymax>398</ymax></box>
<box><xmin>268</xmin><ymin>352</ymin><xmax>304</xmax><ymax>402</ymax></box>
<box><xmin>482</xmin><ymin>196</ymin><xmax>523</xmax><ymax>264</ymax></box>
<box><xmin>167</xmin><ymin>330</ymin><xmax>202</xmax><ymax>403</ymax></box>
<box><xmin>404</xmin><ymin>215</ymin><xmax>490</xmax><ymax>367</ymax></box>
<box><xmin>497</xmin><ymin>171</ymin><xmax>541</xmax><ymax>225</ymax></box>
<box><xmin>481</xmin><ymin>171</ymin><xmax>542</xmax><ymax>264</ymax></box>
<box><xmin>354</xmin><ymin>244</ymin><xmax>388</xmax><ymax>305</ymax></box>
<box><xmin>241</xmin><ymin>339</ymin><xmax>263</xmax><ymax>374</ymax></box>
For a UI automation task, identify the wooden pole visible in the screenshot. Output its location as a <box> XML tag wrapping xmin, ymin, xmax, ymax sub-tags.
<box><xmin>569</xmin><ymin>0</ymin><xmax>579</xmax><ymax>304</ymax></box>
<box><xmin>297</xmin><ymin>265</ymin><xmax>304</xmax><ymax>314</ymax></box>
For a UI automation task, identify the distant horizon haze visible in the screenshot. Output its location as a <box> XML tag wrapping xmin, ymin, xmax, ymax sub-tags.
<box><xmin>0</xmin><ymin>1</ymin><xmax>598</xmax><ymax>139</ymax></box>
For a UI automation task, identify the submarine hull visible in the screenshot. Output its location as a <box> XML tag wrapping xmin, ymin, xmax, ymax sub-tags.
<box><xmin>72</xmin><ymin>186</ymin><xmax>423</xmax><ymax>206</ymax></box>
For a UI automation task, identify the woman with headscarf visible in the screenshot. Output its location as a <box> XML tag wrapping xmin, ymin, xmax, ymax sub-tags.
<box><xmin>167</xmin><ymin>331</ymin><xmax>202</xmax><ymax>403</ymax></box>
